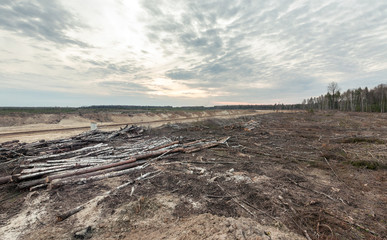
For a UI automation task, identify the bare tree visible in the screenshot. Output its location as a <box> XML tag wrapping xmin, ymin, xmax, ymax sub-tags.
<box><xmin>327</xmin><ymin>82</ymin><xmax>340</xmax><ymax>109</ymax></box>
<box><xmin>302</xmin><ymin>83</ymin><xmax>385</xmax><ymax>112</ymax></box>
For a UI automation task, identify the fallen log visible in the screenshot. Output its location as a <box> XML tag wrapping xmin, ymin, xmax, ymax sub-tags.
<box><xmin>48</xmin><ymin>160</ymin><xmax>146</xmax><ymax>190</ymax></box>
<box><xmin>46</xmin><ymin>158</ymin><xmax>137</xmax><ymax>182</ymax></box>
<box><xmin>25</xmin><ymin>143</ymin><xmax>107</xmax><ymax>162</ymax></box>
<box><xmin>49</xmin><ymin>160</ymin><xmax>148</xmax><ymax>189</ymax></box>
<box><xmin>148</xmin><ymin>140</ymin><xmax>179</xmax><ymax>151</ymax></box>
<box><xmin>17</xmin><ymin>178</ymin><xmax>47</xmax><ymax>189</ymax></box>
<box><xmin>20</xmin><ymin>164</ymin><xmax>87</xmax><ymax>174</ymax></box>
<box><xmin>184</xmin><ymin>142</ymin><xmax>219</xmax><ymax>153</ymax></box>
<box><xmin>0</xmin><ymin>175</ymin><xmax>12</xmax><ymax>184</ymax></box>
<box><xmin>47</xmin><ymin>147</ymin><xmax>184</xmax><ymax>183</ymax></box>
<box><xmin>80</xmin><ymin>147</ymin><xmax>114</xmax><ymax>157</ymax></box>
<box><xmin>218</xmin><ymin>136</ymin><xmax>231</xmax><ymax>144</ymax></box>
<box><xmin>20</xmin><ymin>163</ymin><xmax>60</xmax><ymax>168</ymax></box>
<box><xmin>29</xmin><ymin>183</ymin><xmax>48</xmax><ymax>191</ymax></box>
<box><xmin>133</xmin><ymin>147</ymin><xmax>184</xmax><ymax>160</ymax></box>
<box><xmin>57</xmin><ymin>205</ymin><xmax>85</xmax><ymax>222</ymax></box>
<box><xmin>182</xmin><ymin>139</ymin><xmax>202</xmax><ymax>147</ymax></box>
<box><xmin>107</xmin><ymin>125</ymin><xmax>132</xmax><ymax>139</ymax></box>
<box><xmin>17</xmin><ymin>167</ymin><xmax>71</xmax><ymax>181</ymax></box>
<box><xmin>46</xmin><ymin>158</ymin><xmax>109</xmax><ymax>164</ymax></box>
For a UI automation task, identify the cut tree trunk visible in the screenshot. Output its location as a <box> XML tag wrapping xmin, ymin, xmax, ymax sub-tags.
<box><xmin>17</xmin><ymin>178</ymin><xmax>47</xmax><ymax>189</ymax></box>
<box><xmin>0</xmin><ymin>175</ymin><xmax>12</xmax><ymax>184</ymax></box>
<box><xmin>46</xmin><ymin>148</ymin><xmax>178</xmax><ymax>183</ymax></box>
<box><xmin>56</xmin><ymin>205</ymin><xmax>85</xmax><ymax>222</ymax></box>
<box><xmin>45</xmin><ymin>157</ymin><xmax>137</xmax><ymax>182</ymax></box>
<box><xmin>184</xmin><ymin>142</ymin><xmax>219</xmax><ymax>153</ymax></box>
<box><xmin>17</xmin><ymin>167</ymin><xmax>71</xmax><ymax>181</ymax></box>
<box><xmin>49</xmin><ymin>160</ymin><xmax>147</xmax><ymax>189</ymax></box>
<box><xmin>149</xmin><ymin>140</ymin><xmax>180</xmax><ymax>151</ymax></box>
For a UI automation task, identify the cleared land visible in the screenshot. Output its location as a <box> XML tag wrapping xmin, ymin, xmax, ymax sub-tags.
<box><xmin>0</xmin><ymin>110</ymin><xmax>386</xmax><ymax>239</ymax></box>
<box><xmin>0</xmin><ymin>109</ymin><xmax>270</xmax><ymax>143</ymax></box>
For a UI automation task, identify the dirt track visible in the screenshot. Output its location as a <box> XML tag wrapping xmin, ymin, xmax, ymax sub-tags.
<box><xmin>0</xmin><ymin>110</ymin><xmax>277</xmax><ymax>143</ymax></box>
<box><xmin>0</xmin><ymin>112</ymin><xmax>258</xmax><ymax>136</ymax></box>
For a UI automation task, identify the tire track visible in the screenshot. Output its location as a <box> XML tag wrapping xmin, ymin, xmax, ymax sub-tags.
<box><xmin>0</xmin><ymin>113</ymin><xmax>258</xmax><ymax>138</ymax></box>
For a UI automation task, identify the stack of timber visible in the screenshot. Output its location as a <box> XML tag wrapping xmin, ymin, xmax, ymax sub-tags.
<box><xmin>0</xmin><ymin>125</ymin><xmax>228</xmax><ymax>191</ymax></box>
<box><xmin>0</xmin><ymin>125</ymin><xmax>143</xmax><ymax>162</ymax></box>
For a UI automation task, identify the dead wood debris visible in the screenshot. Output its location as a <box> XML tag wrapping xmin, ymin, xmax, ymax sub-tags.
<box><xmin>1</xmin><ymin>112</ymin><xmax>386</xmax><ymax>239</ymax></box>
<box><xmin>243</xmin><ymin>120</ymin><xmax>260</xmax><ymax>131</ymax></box>
<box><xmin>56</xmin><ymin>170</ymin><xmax>161</xmax><ymax>222</ymax></box>
<box><xmin>0</xmin><ymin>125</ymin><xmax>229</xmax><ymax>190</ymax></box>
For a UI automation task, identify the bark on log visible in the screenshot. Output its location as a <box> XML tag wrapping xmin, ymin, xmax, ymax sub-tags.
<box><xmin>56</xmin><ymin>205</ymin><xmax>85</xmax><ymax>222</ymax></box>
<box><xmin>148</xmin><ymin>140</ymin><xmax>179</xmax><ymax>151</ymax></box>
<box><xmin>46</xmin><ymin>158</ymin><xmax>109</xmax><ymax>164</ymax></box>
<box><xmin>17</xmin><ymin>178</ymin><xmax>47</xmax><ymax>189</ymax></box>
<box><xmin>46</xmin><ymin>158</ymin><xmax>137</xmax><ymax>182</ymax></box>
<box><xmin>184</xmin><ymin>142</ymin><xmax>219</xmax><ymax>153</ymax></box>
<box><xmin>46</xmin><ymin>146</ymin><xmax>179</xmax><ymax>183</ymax></box>
<box><xmin>25</xmin><ymin>143</ymin><xmax>107</xmax><ymax>162</ymax></box>
<box><xmin>81</xmin><ymin>147</ymin><xmax>114</xmax><ymax>157</ymax></box>
<box><xmin>29</xmin><ymin>183</ymin><xmax>48</xmax><ymax>191</ymax></box>
<box><xmin>107</xmin><ymin>125</ymin><xmax>131</xmax><ymax>139</ymax></box>
<box><xmin>49</xmin><ymin>161</ymin><xmax>147</xmax><ymax>189</ymax></box>
<box><xmin>47</xmin><ymin>147</ymin><xmax>180</xmax><ymax>185</ymax></box>
<box><xmin>182</xmin><ymin>139</ymin><xmax>202</xmax><ymax>147</ymax></box>
<box><xmin>133</xmin><ymin>147</ymin><xmax>184</xmax><ymax>160</ymax></box>
<box><xmin>17</xmin><ymin>167</ymin><xmax>71</xmax><ymax>181</ymax></box>
<box><xmin>21</xmin><ymin>163</ymin><xmax>59</xmax><ymax>168</ymax></box>
<box><xmin>0</xmin><ymin>175</ymin><xmax>12</xmax><ymax>184</ymax></box>
<box><xmin>218</xmin><ymin>136</ymin><xmax>231</xmax><ymax>144</ymax></box>
<box><xmin>21</xmin><ymin>164</ymin><xmax>86</xmax><ymax>174</ymax></box>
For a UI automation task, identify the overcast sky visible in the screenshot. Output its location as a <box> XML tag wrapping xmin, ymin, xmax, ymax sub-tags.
<box><xmin>0</xmin><ymin>0</ymin><xmax>386</xmax><ymax>107</ymax></box>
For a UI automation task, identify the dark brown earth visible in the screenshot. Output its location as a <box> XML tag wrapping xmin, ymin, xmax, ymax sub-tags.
<box><xmin>0</xmin><ymin>111</ymin><xmax>386</xmax><ymax>240</ymax></box>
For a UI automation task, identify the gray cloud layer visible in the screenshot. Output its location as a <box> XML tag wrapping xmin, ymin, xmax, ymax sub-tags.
<box><xmin>0</xmin><ymin>0</ymin><xmax>386</xmax><ymax>106</ymax></box>
<box><xmin>0</xmin><ymin>0</ymin><xmax>88</xmax><ymax>47</ymax></box>
<box><xmin>141</xmin><ymin>0</ymin><xmax>387</xmax><ymax>90</ymax></box>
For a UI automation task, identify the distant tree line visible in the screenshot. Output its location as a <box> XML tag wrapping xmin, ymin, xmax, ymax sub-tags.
<box><xmin>302</xmin><ymin>83</ymin><xmax>387</xmax><ymax>112</ymax></box>
<box><xmin>84</xmin><ymin>104</ymin><xmax>299</xmax><ymax>111</ymax></box>
<box><xmin>213</xmin><ymin>104</ymin><xmax>302</xmax><ymax>110</ymax></box>
<box><xmin>81</xmin><ymin>105</ymin><xmax>174</xmax><ymax>111</ymax></box>
<box><xmin>3</xmin><ymin>83</ymin><xmax>385</xmax><ymax>113</ymax></box>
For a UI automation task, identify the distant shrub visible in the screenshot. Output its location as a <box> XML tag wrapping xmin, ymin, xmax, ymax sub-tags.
<box><xmin>342</xmin><ymin>137</ymin><xmax>385</xmax><ymax>144</ymax></box>
<box><xmin>350</xmin><ymin>160</ymin><xmax>381</xmax><ymax>170</ymax></box>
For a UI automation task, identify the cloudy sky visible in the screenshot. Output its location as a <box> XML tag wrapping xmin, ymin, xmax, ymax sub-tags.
<box><xmin>0</xmin><ymin>0</ymin><xmax>386</xmax><ymax>107</ymax></box>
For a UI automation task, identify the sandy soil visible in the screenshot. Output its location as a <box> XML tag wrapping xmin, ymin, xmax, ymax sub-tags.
<box><xmin>15</xmin><ymin>192</ymin><xmax>303</xmax><ymax>240</ymax></box>
<box><xmin>0</xmin><ymin>110</ymin><xmax>280</xmax><ymax>143</ymax></box>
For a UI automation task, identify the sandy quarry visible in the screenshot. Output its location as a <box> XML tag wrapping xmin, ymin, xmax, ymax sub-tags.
<box><xmin>0</xmin><ymin>110</ymin><xmax>277</xmax><ymax>143</ymax></box>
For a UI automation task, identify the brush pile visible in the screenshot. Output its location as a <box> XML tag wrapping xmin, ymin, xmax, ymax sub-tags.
<box><xmin>0</xmin><ymin>125</ymin><xmax>227</xmax><ymax>191</ymax></box>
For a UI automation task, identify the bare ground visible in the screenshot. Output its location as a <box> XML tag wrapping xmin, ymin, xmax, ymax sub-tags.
<box><xmin>0</xmin><ymin>110</ymin><xmax>267</xmax><ymax>143</ymax></box>
<box><xmin>0</xmin><ymin>111</ymin><xmax>386</xmax><ymax>240</ymax></box>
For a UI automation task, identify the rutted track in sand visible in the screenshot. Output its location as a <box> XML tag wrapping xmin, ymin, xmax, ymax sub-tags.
<box><xmin>0</xmin><ymin>112</ymin><xmax>266</xmax><ymax>143</ymax></box>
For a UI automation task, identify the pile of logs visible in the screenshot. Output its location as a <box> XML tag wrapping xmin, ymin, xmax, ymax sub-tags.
<box><xmin>0</xmin><ymin>125</ymin><xmax>228</xmax><ymax>191</ymax></box>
